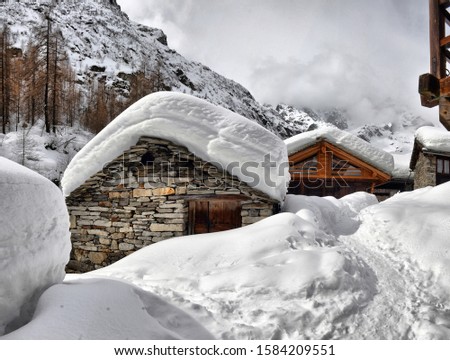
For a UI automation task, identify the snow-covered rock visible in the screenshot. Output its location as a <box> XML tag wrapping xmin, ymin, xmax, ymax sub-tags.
<box><xmin>285</xmin><ymin>127</ymin><xmax>395</xmax><ymax>175</ymax></box>
<box><xmin>2</xmin><ymin>278</ymin><xmax>214</xmax><ymax>340</ymax></box>
<box><xmin>0</xmin><ymin>157</ymin><xmax>71</xmax><ymax>335</ymax></box>
<box><xmin>62</xmin><ymin>92</ymin><xmax>289</xmax><ymax>201</ymax></box>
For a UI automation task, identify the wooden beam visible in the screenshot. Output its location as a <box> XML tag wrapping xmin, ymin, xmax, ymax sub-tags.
<box><xmin>421</xmin><ymin>94</ymin><xmax>440</xmax><ymax>107</ymax></box>
<box><xmin>430</xmin><ymin>0</ymin><xmax>446</xmax><ymax>77</ymax></box>
<box><xmin>439</xmin><ymin>96</ymin><xmax>450</xmax><ymax>129</ymax></box>
<box><xmin>444</xmin><ymin>48</ymin><xmax>450</xmax><ymax>61</ymax></box>
<box><xmin>289</xmin><ymin>173</ymin><xmax>387</xmax><ymax>182</ymax></box>
<box><xmin>442</xmin><ymin>9</ymin><xmax>450</xmax><ymax>23</ymax></box>
<box><xmin>288</xmin><ymin>144</ymin><xmax>320</xmax><ymax>164</ymax></box>
<box><xmin>169</xmin><ymin>194</ymin><xmax>251</xmax><ymax>201</ymax></box>
<box><xmin>440</xmin><ymin>76</ymin><xmax>450</xmax><ymax>96</ymax></box>
<box><xmin>289</xmin><ymin>141</ymin><xmax>391</xmax><ymax>184</ymax></box>
<box><xmin>323</xmin><ymin>142</ymin><xmax>391</xmax><ymax>181</ymax></box>
<box><xmin>439</xmin><ymin>0</ymin><xmax>450</xmax><ymax>9</ymax></box>
<box><xmin>440</xmin><ymin>35</ymin><xmax>450</xmax><ymax>48</ymax></box>
<box><xmin>419</xmin><ymin>73</ymin><xmax>440</xmax><ymax>98</ymax></box>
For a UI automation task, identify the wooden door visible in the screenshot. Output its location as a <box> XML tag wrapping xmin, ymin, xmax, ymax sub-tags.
<box><xmin>189</xmin><ymin>199</ymin><xmax>242</xmax><ymax>234</ymax></box>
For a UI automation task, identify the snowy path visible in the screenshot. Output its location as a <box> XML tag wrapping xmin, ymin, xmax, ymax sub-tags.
<box><xmin>339</xmin><ymin>228</ymin><xmax>450</xmax><ymax>339</ymax></box>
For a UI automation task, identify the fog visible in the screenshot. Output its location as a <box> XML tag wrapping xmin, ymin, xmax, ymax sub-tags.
<box><xmin>117</xmin><ymin>0</ymin><xmax>438</xmax><ymax>125</ymax></box>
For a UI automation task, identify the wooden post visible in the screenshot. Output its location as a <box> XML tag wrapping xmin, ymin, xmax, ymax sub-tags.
<box><xmin>429</xmin><ymin>0</ymin><xmax>446</xmax><ymax>78</ymax></box>
<box><xmin>423</xmin><ymin>1</ymin><xmax>450</xmax><ymax>129</ymax></box>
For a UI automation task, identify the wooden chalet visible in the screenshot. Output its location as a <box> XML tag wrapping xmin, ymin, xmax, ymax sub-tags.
<box><xmin>285</xmin><ymin>128</ymin><xmax>393</xmax><ymax>198</ymax></box>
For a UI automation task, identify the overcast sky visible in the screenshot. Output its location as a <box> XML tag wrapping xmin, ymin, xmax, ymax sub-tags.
<box><xmin>116</xmin><ymin>0</ymin><xmax>437</xmax><ymax>125</ymax></box>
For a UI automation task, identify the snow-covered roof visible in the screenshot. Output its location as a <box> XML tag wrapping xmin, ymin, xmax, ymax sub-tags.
<box><xmin>62</xmin><ymin>92</ymin><xmax>289</xmax><ymax>201</ymax></box>
<box><xmin>415</xmin><ymin>126</ymin><xmax>450</xmax><ymax>153</ymax></box>
<box><xmin>285</xmin><ymin>128</ymin><xmax>394</xmax><ymax>175</ymax></box>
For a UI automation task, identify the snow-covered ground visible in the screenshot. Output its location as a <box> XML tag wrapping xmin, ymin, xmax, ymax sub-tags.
<box><xmin>0</xmin><ymin>121</ymin><xmax>93</xmax><ymax>184</ymax></box>
<box><xmin>1</xmin><ymin>158</ymin><xmax>449</xmax><ymax>339</ymax></box>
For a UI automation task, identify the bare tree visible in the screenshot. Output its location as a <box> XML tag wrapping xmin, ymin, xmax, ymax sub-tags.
<box><xmin>0</xmin><ymin>24</ymin><xmax>11</xmax><ymax>134</ymax></box>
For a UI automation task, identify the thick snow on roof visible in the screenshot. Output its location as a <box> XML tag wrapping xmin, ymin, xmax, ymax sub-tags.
<box><xmin>415</xmin><ymin>126</ymin><xmax>450</xmax><ymax>153</ymax></box>
<box><xmin>285</xmin><ymin>128</ymin><xmax>394</xmax><ymax>175</ymax></box>
<box><xmin>0</xmin><ymin>157</ymin><xmax>70</xmax><ymax>336</ymax></box>
<box><xmin>62</xmin><ymin>92</ymin><xmax>289</xmax><ymax>201</ymax></box>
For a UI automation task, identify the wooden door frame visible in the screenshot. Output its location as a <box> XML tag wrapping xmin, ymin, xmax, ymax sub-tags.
<box><xmin>188</xmin><ymin>197</ymin><xmax>243</xmax><ymax>235</ymax></box>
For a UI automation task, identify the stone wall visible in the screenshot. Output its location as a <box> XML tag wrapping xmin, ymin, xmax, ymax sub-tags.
<box><xmin>66</xmin><ymin>137</ymin><xmax>278</xmax><ymax>272</ymax></box>
<box><xmin>413</xmin><ymin>152</ymin><xmax>436</xmax><ymax>190</ymax></box>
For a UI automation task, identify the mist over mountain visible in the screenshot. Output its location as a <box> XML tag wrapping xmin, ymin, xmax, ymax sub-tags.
<box><xmin>0</xmin><ymin>0</ymin><xmax>290</xmax><ymax>136</ymax></box>
<box><xmin>0</xmin><ymin>0</ymin><xmax>437</xmax><ymax>179</ymax></box>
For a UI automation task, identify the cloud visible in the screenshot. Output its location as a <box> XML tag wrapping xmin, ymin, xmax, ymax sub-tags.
<box><xmin>116</xmin><ymin>0</ymin><xmax>438</xmax><ymax>125</ymax></box>
<box><xmin>249</xmin><ymin>50</ymin><xmax>436</xmax><ymax>126</ymax></box>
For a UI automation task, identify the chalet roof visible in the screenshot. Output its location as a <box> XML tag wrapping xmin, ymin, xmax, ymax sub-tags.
<box><xmin>61</xmin><ymin>92</ymin><xmax>289</xmax><ymax>201</ymax></box>
<box><xmin>410</xmin><ymin>126</ymin><xmax>450</xmax><ymax>170</ymax></box>
<box><xmin>285</xmin><ymin>128</ymin><xmax>394</xmax><ymax>175</ymax></box>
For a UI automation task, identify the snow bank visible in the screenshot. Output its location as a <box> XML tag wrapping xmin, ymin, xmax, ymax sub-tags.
<box><xmin>391</xmin><ymin>153</ymin><xmax>414</xmax><ymax>179</ymax></box>
<box><xmin>415</xmin><ymin>126</ymin><xmax>450</xmax><ymax>153</ymax></box>
<box><xmin>62</xmin><ymin>92</ymin><xmax>289</xmax><ymax>201</ymax></box>
<box><xmin>0</xmin><ymin>157</ymin><xmax>71</xmax><ymax>335</ymax></box>
<box><xmin>282</xmin><ymin>192</ymin><xmax>378</xmax><ymax>238</ymax></box>
<box><xmin>0</xmin><ymin>121</ymin><xmax>93</xmax><ymax>183</ymax></box>
<box><xmin>2</xmin><ymin>278</ymin><xmax>214</xmax><ymax>340</ymax></box>
<box><xmin>285</xmin><ymin>128</ymin><xmax>394</xmax><ymax>175</ymax></box>
<box><xmin>356</xmin><ymin>183</ymin><xmax>450</xmax><ymax>293</ymax></box>
<box><xmin>88</xmin><ymin>211</ymin><xmax>375</xmax><ymax>340</ymax></box>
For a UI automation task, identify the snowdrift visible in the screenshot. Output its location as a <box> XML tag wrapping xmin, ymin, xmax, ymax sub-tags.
<box><xmin>2</xmin><ymin>156</ymin><xmax>449</xmax><ymax>339</ymax></box>
<box><xmin>0</xmin><ymin>157</ymin><xmax>71</xmax><ymax>335</ymax></box>
<box><xmin>89</xmin><ymin>196</ymin><xmax>377</xmax><ymax>340</ymax></box>
<box><xmin>2</xmin><ymin>278</ymin><xmax>213</xmax><ymax>340</ymax></box>
<box><xmin>357</xmin><ymin>183</ymin><xmax>450</xmax><ymax>293</ymax></box>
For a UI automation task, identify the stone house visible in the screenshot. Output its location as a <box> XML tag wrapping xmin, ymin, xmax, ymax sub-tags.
<box><xmin>62</xmin><ymin>92</ymin><xmax>288</xmax><ymax>272</ymax></box>
<box><xmin>410</xmin><ymin>126</ymin><xmax>450</xmax><ymax>189</ymax></box>
<box><xmin>285</xmin><ymin>128</ymin><xmax>394</xmax><ymax>198</ymax></box>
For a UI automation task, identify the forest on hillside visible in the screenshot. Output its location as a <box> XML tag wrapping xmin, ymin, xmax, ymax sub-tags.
<box><xmin>0</xmin><ymin>18</ymin><xmax>167</xmax><ymax>137</ymax></box>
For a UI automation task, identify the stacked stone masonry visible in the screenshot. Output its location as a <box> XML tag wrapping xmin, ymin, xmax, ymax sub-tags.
<box><xmin>66</xmin><ymin>136</ymin><xmax>279</xmax><ymax>272</ymax></box>
<box><xmin>413</xmin><ymin>152</ymin><xmax>436</xmax><ymax>189</ymax></box>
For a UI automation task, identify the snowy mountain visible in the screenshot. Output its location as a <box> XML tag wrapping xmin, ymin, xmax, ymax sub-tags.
<box><xmin>0</xmin><ymin>0</ymin><xmax>437</xmax><ymax>182</ymax></box>
<box><xmin>0</xmin><ymin>0</ymin><xmax>288</xmax><ymax>137</ymax></box>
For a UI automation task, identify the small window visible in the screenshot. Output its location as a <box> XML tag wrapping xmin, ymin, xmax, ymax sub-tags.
<box><xmin>437</xmin><ymin>158</ymin><xmax>443</xmax><ymax>173</ymax></box>
<box><xmin>436</xmin><ymin>156</ymin><xmax>450</xmax><ymax>185</ymax></box>
<box><xmin>140</xmin><ymin>152</ymin><xmax>154</xmax><ymax>165</ymax></box>
<box><xmin>437</xmin><ymin>157</ymin><xmax>450</xmax><ymax>175</ymax></box>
